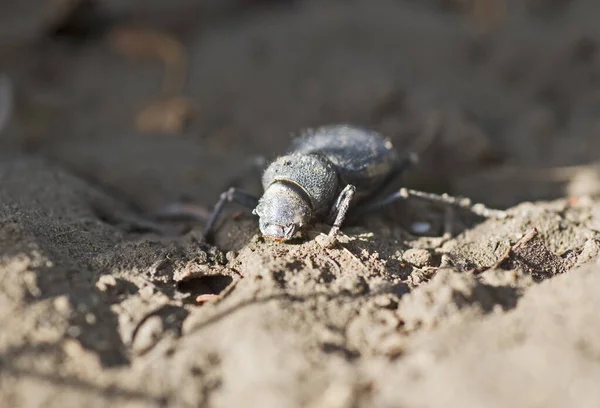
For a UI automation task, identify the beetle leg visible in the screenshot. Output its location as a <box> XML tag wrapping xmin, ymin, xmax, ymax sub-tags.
<box><xmin>355</xmin><ymin>187</ymin><xmax>507</xmax><ymax>219</ymax></box>
<box><xmin>204</xmin><ymin>187</ymin><xmax>260</xmax><ymax>241</ymax></box>
<box><xmin>327</xmin><ymin>184</ymin><xmax>356</xmax><ymax>237</ymax></box>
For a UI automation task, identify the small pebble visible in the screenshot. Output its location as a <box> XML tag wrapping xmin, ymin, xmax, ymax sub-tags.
<box><xmin>67</xmin><ymin>326</ymin><xmax>82</xmax><ymax>338</ymax></box>
<box><xmin>315</xmin><ymin>233</ymin><xmax>338</xmax><ymax>249</ymax></box>
<box><xmin>85</xmin><ymin>313</ymin><xmax>97</xmax><ymax>325</ymax></box>
<box><xmin>576</xmin><ymin>238</ymin><xmax>600</xmax><ymax>266</ymax></box>
<box><xmin>225</xmin><ymin>251</ymin><xmax>238</xmax><ymax>263</ymax></box>
<box><xmin>196</xmin><ymin>294</ymin><xmax>219</xmax><ymax>304</ymax></box>
<box><xmin>373</xmin><ymin>295</ymin><xmax>398</xmax><ymax>309</ymax></box>
<box><xmin>439</xmin><ymin>254</ymin><xmax>454</xmax><ymax>268</ymax></box>
<box><xmin>402</xmin><ymin>248</ymin><xmax>435</xmax><ymax>268</ymax></box>
<box><xmin>96</xmin><ymin>275</ymin><xmax>117</xmax><ymax>292</ymax></box>
<box><xmin>139</xmin><ymin>285</ymin><xmax>154</xmax><ymax>299</ymax></box>
<box><xmin>132</xmin><ymin>316</ymin><xmax>163</xmax><ymax>354</ymax></box>
<box><xmin>63</xmin><ymin>339</ymin><xmax>87</xmax><ymax>359</ymax></box>
<box><xmin>53</xmin><ymin>295</ymin><xmax>71</xmax><ymax>315</ymax></box>
<box><xmin>410</xmin><ymin>221</ymin><xmax>432</xmax><ymax>235</ymax></box>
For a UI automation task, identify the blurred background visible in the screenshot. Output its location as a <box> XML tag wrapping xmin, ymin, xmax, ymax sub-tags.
<box><xmin>1</xmin><ymin>0</ymin><xmax>600</xmax><ymax>214</ymax></box>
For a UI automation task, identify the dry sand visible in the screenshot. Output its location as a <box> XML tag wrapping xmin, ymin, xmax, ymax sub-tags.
<box><xmin>2</xmin><ymin>0</ymin><xmax>600</xmax><ymax>407</ymax></box>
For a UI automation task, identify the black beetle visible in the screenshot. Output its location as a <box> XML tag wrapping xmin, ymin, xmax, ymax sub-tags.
<box><xmin>200</xmin><ymin>124</ymin><xmax>506</xmax><ymax>242</ymax></box>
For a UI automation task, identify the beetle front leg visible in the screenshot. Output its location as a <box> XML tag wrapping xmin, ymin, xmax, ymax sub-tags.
<box><xmin>204</xmin><ymin>187</ymin><xmax>260</xmax><ymax>241</ymax></box>
<box><xmin>327</xmin><ymin>184</ymin><xmax>356</xmax><ymax>237</ymax></box>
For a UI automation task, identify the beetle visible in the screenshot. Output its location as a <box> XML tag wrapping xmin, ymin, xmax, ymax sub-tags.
<box><xmin>198</xmin><ymin>124</ymin><xmax>506</xmax><ymax>242</ymax></box>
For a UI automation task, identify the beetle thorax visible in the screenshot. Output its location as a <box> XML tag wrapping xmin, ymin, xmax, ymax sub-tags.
<box><xmin>261</xmin><ymin>153</ymin><xmax>339</xmax><ymax>214</ymax></box>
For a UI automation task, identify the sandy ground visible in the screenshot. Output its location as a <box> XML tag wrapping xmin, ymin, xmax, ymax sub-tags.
<box><xmin>2</xmin><ymin>0</ymin><xmax>600</xmax><ymax>407</ymax></box>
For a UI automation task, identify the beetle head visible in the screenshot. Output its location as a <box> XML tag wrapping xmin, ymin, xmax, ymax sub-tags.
<box><xmin>253</xmin><ymin>183</ymin><xmax>312</xmax><ymax>241</ymax></box>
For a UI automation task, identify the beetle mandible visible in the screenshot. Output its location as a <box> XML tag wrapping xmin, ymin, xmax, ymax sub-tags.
<box><xmin>201</xmin><ymin>124</ymin><xmax>505</xmax><ymax>242</ymax></box>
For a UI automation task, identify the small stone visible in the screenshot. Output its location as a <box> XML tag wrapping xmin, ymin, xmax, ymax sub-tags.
<box><xmin>315</xmin><ymin>233</ymin><xmax>338</xmax><ymax>249</ymax></box>
<box><xmin>196</xmin><ymin>294</ymin><xmax>218</xmax><ymax>304</ymax></box>
<box><xmin>96</xmin><ymin>275</ymin><xmax>117</xmax><ymax>292</ymax></box>
<box><xmin>225</xmin><ymin>251</ymin><xmax>238</xmax><ymax>263</ymax></box>
<box><xmin>139</xmin><ymin>285</ymin><xmax>154</xmax><ymax>299</ymax></box>
<box><xmin>373</xmin><ymin>294</ymin><xmax>398</xmax><ymax>309</ymax></box>
<box><xmin>318</xmin><ymin>328</ymin><xmax>346</xmax><ymax>347</ymax></box>
<box><xmin>439</xmin><ymin>254</ymin><xmax>454</xmax><ymax>268</ymax></box>
<box><xmin>402</xmin><ymin>248</ymin><xmax>435</xmax><ymax>268</ymax></box>
<box><xmin>63</xmin><ymin>339</ymin><xmax>86</xmax><ymax>359</ymax></box>
<box><xmin>132</xmin><ymin>316</ymin><xmax>163</xmax><ymax>354</ymax></box>
<box><xmin>576</xmin><ymin>238</ymin><xmax>600</xmax><ymax>267</ymax></box>
<box><xmin>23</xmin><ymin>271</ymin><xmax>41</xmax><ymax>297</ymax></box>
<box><xmin>410</xmin><ymin>221</ymin><xmax>432</xmax><ymax>235</ymax></box>
<box><xmin>67</xmin><ymin>326</ymin><xmax>81</xmax><ymax>338</ymax></box>
<box><xmin>53</xmin><ymin>295</ymin><xmax>71</xmax><ymax>315</ymax></box>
